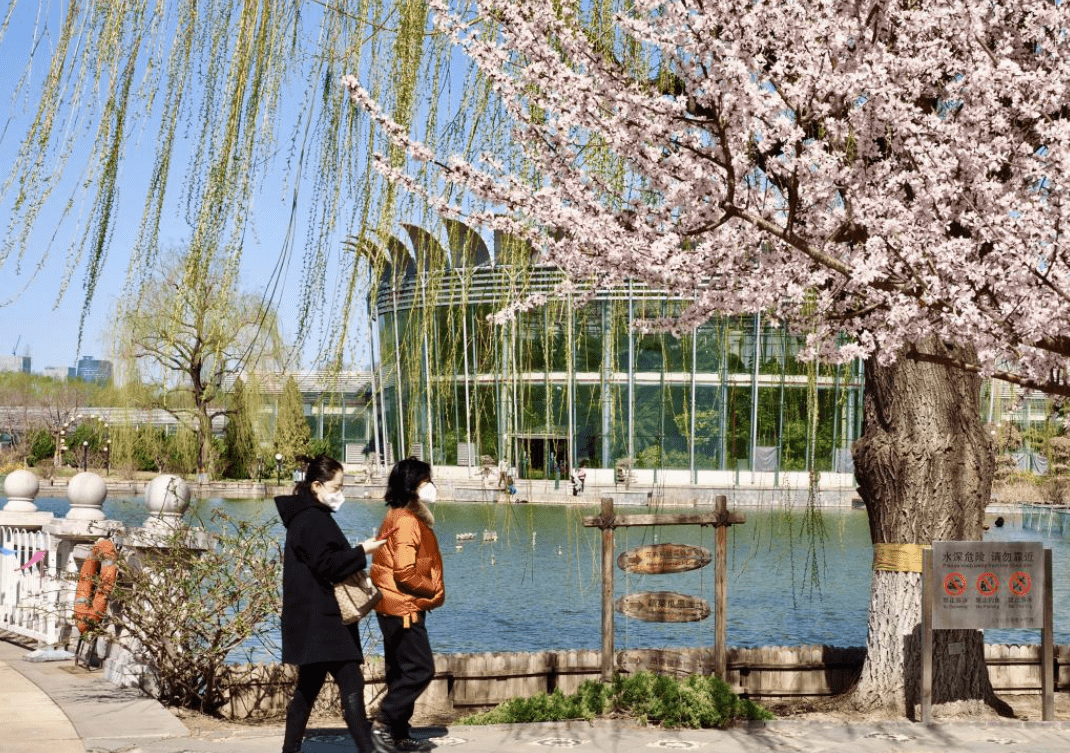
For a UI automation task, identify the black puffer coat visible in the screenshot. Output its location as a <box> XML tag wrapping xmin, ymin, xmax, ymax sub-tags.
<box><xmin>276</xmin><ymin>489</ymin><xmax>369</xmax><ymax>665</ymax></box>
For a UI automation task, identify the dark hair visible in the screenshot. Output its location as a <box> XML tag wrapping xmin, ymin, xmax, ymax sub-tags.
<box><xmin>385</xmin><ymin>457</ymin><xmax>432</xmax><ymax>508</ymax></box>
<box><xmin>293</xmin><ymin>454</ymin><xmax>343</xmax><ymax>494</ymax></box>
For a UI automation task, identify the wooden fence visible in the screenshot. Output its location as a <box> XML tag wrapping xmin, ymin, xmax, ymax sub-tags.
<box><xmin>219</xmin><ymin>643</ymin><xmax>1070</xmax><ymax>720</ymax></box>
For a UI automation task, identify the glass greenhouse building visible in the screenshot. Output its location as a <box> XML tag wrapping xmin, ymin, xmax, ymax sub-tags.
<box><xmin>362</xmin><ymin>221</ymin><xmax>863</xmax><ymax>482</ymax></box>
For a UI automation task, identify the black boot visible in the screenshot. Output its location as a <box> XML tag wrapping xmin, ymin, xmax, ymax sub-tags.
<box><xmin>281</xmin><ymin>690</ymin><xmax>313</xmax><ymax>753</ymax></box>
<box><xmin>342</xmin><ymin>690</ymin><xmax>384</xmax><ymax>753</ymax></box>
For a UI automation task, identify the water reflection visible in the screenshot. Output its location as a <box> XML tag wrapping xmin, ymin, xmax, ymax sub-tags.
<box><xmin>27</xmin><ymin>496</ymin><xmax>1068</xmax><ymax>655</ymax></box>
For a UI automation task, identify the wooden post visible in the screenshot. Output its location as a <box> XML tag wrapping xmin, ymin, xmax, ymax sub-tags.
<box><xmin>582</xmin><ymin>496</ymin><xmax>744</xmax><ymax>684</ymax></box>
<box><xmin>921</xmin><ymin>548</ymin><xmax>933</xmax><ymax>723</ymax></box>
<box><xmin>600</xmin><ymin>496</ymin><xmax>615</xmax><ymax>683</ymax></box>
<box><xmin>1043</xmin><ymin>548</ymin><xmax>1054</xmax><ymax>721</ymax></box>
<box><xmin>714</xmin><ymin>495</ymin><xmax>728</xmax><ymax>679</ymax></box>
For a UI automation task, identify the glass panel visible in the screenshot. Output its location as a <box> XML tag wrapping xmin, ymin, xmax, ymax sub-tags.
<box><xmin>474</xmin><ymin>383</ymin><xmax>499</xmax><ymax>460</ymax></box>
<box><xmin>343</xmin><ymin>401</ymin><xmax>364</xmax><ymax>442</ymax></box>
<box><xmin>759</xmin><ymin>327</ymin><xmax>786</xmax><ymax>375</ymax></box>
<box><xmin>574</xmin><ymin>383</ymin><xmax>601</xmax><ymax>467</ymax></box>
<box><xmin>663</xmin><ymin>302</ymin><xmax>686</xmax><ymax>372</ymax></box>
<box><xmin>694</xmin><ymin>318</ymin><xmax>723</xmax><ymax>373</ymax></box>
<box><xmin>725</xmin><ymin>386</ymin><xmax>752</xmax><ymax>470</ymax></box>
<box><xmin>662</xmin><ymin>384</ymin><xmax>689</xmax><ymax>468</ymax></box>
<box><xmin>635</xmin><ymin>301</ymin><xmax>664</xmax><ymax>371</ymax></box>
<box><xmin>575</xmin><ymin>302</ymin><xmax>603</xmax><ymax>373</ymax></box>
<box><xmin>725</xmin><ymin>317</ymin><xmax>752</xmax><ymax>373</ymax></box>
<box><xmin>634</xmin><ymin>383</ymin><xmax>663</xmax><ymax>468</ymax></box>
<box><xmin>694</xmin><ymin>385</ymin><xmax>722</xmax><ymax>470</ymax></box>
<box><xmin>755</xmin><ymin>386</ymin><xmax>782</xmax><ymax>448</ymax></box>
<box><xmin>778</xmin><ymin>386</ymin><xmax>811</xmax><ymax>471</ymax></box>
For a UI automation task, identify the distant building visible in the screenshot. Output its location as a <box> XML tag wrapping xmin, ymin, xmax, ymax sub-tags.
<box><xmin>364</xmin><ymin>220</ymin><xmax>863</xmax><ymax>479</ymax></box>
<box><xmin>75</xmin><ymin>356</ymin><xmax>113</xmax><ymax>385</ymax></box>
<box><xmin>228</xmin><ymin>371</ymin><xmax>376</xmax><ymax>464</ymax></box>
<box><xmin>41</xmin><ymin>366</ymin><xmax>69</xmax><ymax>380</ymax></box>
<box><xmin>0</xmin><ymin>355</ymin><xmax>31</xmax><ymax>374</ymax></box>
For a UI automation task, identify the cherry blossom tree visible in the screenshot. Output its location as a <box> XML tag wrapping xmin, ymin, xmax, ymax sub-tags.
<box><xmin>344</xmin><ymin>0</ymin><xmax>1070</xmax><ymax>716</ymax></box>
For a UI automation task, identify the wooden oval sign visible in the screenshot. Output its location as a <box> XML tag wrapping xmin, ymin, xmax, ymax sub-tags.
<box><xmin>615</xmin><ymin>591</ymin><xmax>712</xmax><ymax>623</ymax></box>
<box><xmin>617</xmin><ymin>543</ymin><xmax>712</xmax><ymax>574</ymax></box>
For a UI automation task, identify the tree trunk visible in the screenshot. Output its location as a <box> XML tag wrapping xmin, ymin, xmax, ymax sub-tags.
<box><xmin>849</xmin><ymin>337</ymin><xmax>1010</xmax><ymax>719</ymax></box>
<box><xmin>196</xmin><ymin>408</ymin><xmax>212</xmax><ymax>478</ymax></box>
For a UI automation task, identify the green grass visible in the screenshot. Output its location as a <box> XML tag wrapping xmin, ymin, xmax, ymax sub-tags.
<box><xmin>456</xmin><ymin>671</ymin><xmax>773</xmax><ymax>729</ymax></box>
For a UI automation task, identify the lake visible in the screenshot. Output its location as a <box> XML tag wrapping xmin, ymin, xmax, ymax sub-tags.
<box><xmin>28</xmin><ymin>495</ymin><xmax>1070</xmax><ymax>661</ymax></box>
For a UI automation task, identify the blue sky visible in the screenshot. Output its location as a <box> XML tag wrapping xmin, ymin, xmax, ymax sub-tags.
<box><xmin>0</xmin><ymin>3</ymin><xmax>372</xmax><ymax>374</ymax></box>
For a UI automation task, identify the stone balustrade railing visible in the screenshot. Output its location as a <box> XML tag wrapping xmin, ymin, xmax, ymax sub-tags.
<box><xmin>0</xmin><ymin>469</ymin><xmax>191</xmax><ymax>647</ymax></box>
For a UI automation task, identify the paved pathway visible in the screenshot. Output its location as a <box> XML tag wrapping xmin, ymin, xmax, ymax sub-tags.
<box><xmin>4</xmin><ymin>637</ymin><xmax>1070</xmax><ymax>753</ymax></box>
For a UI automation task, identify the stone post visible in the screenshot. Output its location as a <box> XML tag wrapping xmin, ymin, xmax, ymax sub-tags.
<box><xmin>103</xmin><ymin>474</ymin><xmax>208</xmax><ymax>689</ymax></box>
<box><xmin>0</xmin><ymin>468</ymin><xmax>53</xmax><ymax>529</ymax></box>
<box><xmin>66</xmin><ymin>472</ymin><xmax>108</xmax><ymax>521</ymax></box>
<box><xmin>143</xmin><ymin>474</ymin><xmax>191</xmax><ymax>532</ymax></box>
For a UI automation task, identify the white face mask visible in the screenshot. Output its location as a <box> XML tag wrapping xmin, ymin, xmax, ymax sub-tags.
<box><xmin>319</xmin><ymin>489</ymin><xmax>346</xmax><ymax>511</ymax></box>
<box><xmin>417</xmin><ymin>481</ymin><xmax>437</xmax><ymax>504</ymax></box>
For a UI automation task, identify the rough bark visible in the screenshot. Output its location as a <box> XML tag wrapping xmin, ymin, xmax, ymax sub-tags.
<box><xmin>849</xmin><ymin>337</ymin><xmax>1010</xmax><ymax>719</ymax></box>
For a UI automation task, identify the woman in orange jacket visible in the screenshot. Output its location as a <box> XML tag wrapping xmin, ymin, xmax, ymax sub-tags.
<box><xmin>370</xmin><ymin>458</ymin><xmax>445</xmax><ymax>752</ymax></box>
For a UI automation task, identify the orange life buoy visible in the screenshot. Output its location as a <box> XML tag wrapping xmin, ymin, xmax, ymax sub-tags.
<box><xmin>73</xmin><ymin>538</ymin><xmax>118</xmax><ymax>634</ymax></box>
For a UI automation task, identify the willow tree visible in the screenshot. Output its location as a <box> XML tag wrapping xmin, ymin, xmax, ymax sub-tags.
<box><xmin>221</xmin><ymin>376</ymin><xmax>258</xmax><ymax>480</ymax></box>
<box><xmin>344</xmin><ymin>0</ymin><xmax>1070</xmax><ymax>718</ymax></box>
<box><xmin>0</xmin><ymin>1</ymin><xmax>500</xmax><ymax>366</ymax></box>
<box><xmin>115</xmin><ymin>251</ymin><xmax>285</xmax><ymax>479</ymax></box>
<box><xmin>2</xmin><ymin>0</ymin><xmax>513</xmax><ymax>478</ymax></box>
<box><xmin>274</xmin><ymin>375</ymin><xmax>311</xmax><ymax>474</ymax></box>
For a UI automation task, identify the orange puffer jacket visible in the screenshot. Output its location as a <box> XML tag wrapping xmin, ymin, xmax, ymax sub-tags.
<box><xmin>371</xmin><ymin>499</ymin><xmax>445</xmax><ymax>626</ymax></box>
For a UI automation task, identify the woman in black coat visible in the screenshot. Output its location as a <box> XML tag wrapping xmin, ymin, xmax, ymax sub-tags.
<box><xmin>276</xmin><ymin>454</ymin><xmax>387</xmax><ymax>753</ymax></box>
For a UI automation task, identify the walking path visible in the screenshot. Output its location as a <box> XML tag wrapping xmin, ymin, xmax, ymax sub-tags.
<box><xmin>4</xmin><ymin>637</ymin><xmax>1070</xmax><ymax>753</ymax></box>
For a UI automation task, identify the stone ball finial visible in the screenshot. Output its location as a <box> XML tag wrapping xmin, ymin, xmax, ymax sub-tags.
<box><xmin>144</xmin><ymin>474</ymin><xmax>191</xmax><ymax>527</ymax></box>
<box><xmin>3</xmin><ymin>468</ymin><xmax>41</xmax><ymax>512</ymax></box>
<box><xmin>66</xmin><ymin>472</ymin><xmax>108</xmax><ymax>520</ymax></box>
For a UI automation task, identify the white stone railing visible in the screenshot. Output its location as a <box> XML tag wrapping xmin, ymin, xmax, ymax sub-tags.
<box><xmin>1</xmin><ymin>469</ymin><xmax>192</xmax><ymax>649</ymax></box>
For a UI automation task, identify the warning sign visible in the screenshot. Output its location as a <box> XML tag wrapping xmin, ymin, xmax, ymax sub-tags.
<box><xmin>1010</xmin><ymin>571</ymin><xmax>1032</xmax><ymax>596</ymax></box>
<box><xmin>932</xmin><ymin>541</ymin><xmax>1043</xmax><ymax>629</ymax></box>
<box><xmin>977</xmin><ymin>572</ymin><xmax>999</xmax><ymax>596</ymax></box>
<box><xmin>943</xmin><ymin>573</ymin><xmax>966</xmax><ymax>597</ymax></box>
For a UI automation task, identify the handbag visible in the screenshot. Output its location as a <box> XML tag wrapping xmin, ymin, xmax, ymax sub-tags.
<box><xmin>334</xmin><ymin>569</ymin><xmax>382</xmax><ymax>624</ymax></box>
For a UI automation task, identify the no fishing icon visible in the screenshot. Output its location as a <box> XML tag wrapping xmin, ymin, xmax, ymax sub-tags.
<box><xmin>977</xmin><ymin>572</ymin><xmax>999</xmax><ymax>596</ymax></box>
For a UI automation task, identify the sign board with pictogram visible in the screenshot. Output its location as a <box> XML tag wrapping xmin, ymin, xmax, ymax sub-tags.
<box><xmin>931</xmin><ymin>541</ymin><xmax>1042</xmax><ymax>629</ymax></box>
<box><xmin>1010</xmin><ymin>571</ymin><xmax>1032</xmax><ymax>597</ymax></box>
<box><xmin>976</xmin><ymin>572</ymin><xmax>1000</xmax><ymax>597</ymax></box>
<box><xmin>943</xmin><ymin>572</ymin><xmax>966</xmax><ymax>597</ymax></box>
<box><xmin>922</xmin><ymin>540</ymin><xmax>1053</xmax><ymax>723</ymax></box>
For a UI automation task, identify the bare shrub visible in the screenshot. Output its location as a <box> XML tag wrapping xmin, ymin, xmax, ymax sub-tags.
<box><xmin>1041</xmin><ymin>477</ymin><xmax>1070</xmax><ymax>506</ymax></box>
<box><xmin>105</xmin><ymin>510</ymin><xmax>282</xmax><ymax>714</ymax></box>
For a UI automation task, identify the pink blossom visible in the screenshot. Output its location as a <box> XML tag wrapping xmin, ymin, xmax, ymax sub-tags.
<box><xmin>344</xmin><ymin>0</ymin><xmax>1070</xmax><ymax>396</ymax></box>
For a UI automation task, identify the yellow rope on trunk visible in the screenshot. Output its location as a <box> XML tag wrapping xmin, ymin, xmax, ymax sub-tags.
<box><xmin>872</xmin><ymin>543</ymin><xmax>930</xmax><ymax>573</ymax></box>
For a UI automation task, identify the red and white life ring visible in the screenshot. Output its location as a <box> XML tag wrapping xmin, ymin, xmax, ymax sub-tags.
<box><xmin>73</xmin><ymin>538</ymin><xmax>118</xmax><ymax>634</ymax></box>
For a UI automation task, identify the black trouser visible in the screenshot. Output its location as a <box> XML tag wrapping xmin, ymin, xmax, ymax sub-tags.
<box><xmin>282</xmin><ymin>660</ymin><xmax>374</xmax><ymax>753</ymax></box>
<box><xmin>376</xmin><ymin>612</ymin><xmax>435</xmax><ymax>740</ymax></box>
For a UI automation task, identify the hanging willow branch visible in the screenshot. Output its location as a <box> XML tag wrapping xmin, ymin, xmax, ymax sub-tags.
<box><xmin>1</xmin><ymin>0</ymin><xmax>508</xmax><ymax>365</ymax></box>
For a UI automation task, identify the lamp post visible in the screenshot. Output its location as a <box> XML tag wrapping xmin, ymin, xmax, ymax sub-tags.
<box><xmin>82</xmin><ymin>440</ymin><xmax>89</xmax><ymax>472</ymax></box>
<box><xmin>275</xmin><ymin>453</ymin><xmax>283</xmax><ymax>486</ymax></box>
<box><xmin>102</xmin><ymin>421</ymin><xmax>110</xmax><ymax>476</ymax></box>
<box><xmin>257</xmin><ymin>456</ymin><xmax>264</xmax><ymax>483</ymax></box>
